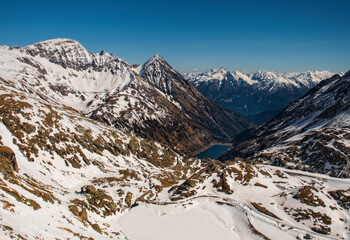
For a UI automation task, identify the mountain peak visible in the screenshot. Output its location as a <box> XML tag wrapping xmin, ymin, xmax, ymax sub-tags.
<box><xmin>140</xmin><ymin>54</ymin><xmax>179</xmax><ymax>94</ymax></box>
<box><xmin>30</xmin><ymin>38</ymin><xmax>81</xmax><ymax>45</ymax></box>
<box><xmin>99</xmin><ymin>50</ymin><xmax>108</xmax><ymax>56</ymax></box>
<box><xmin>145</xmin><ymin>54</ymin><xmax>167</xmax><ymax>65</ymax></box>
<box><xmin>153</xmin><ymin>53</ymin><xmax>162</xmax><ymax>59</ymax></box>
<box><xmin>25</xmin><ymin>38</ymin><xmax>86</xmax><ymax>53</ymax></box>
<box><xmin>23</xmin><ymin>38</ymin><xmax>92</xmax><ymax>70</ymax></box>
<box><xmin>140</xmin><ymin>54</ymin><xmax>175</xmax><ymax>77</ymax></box>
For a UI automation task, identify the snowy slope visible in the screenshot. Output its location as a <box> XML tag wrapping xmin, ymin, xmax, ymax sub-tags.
<box><xmin>0</xmin><ymin>40</ymin><xmax>137</xmax><ymax>112</ymax></box>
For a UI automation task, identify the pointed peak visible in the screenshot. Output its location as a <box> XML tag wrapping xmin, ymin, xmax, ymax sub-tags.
<box><xmin>140</xmin><ymin>53</ymin><xmax>185</xmax><ymax>94</ymax></box>
<box><xmin>141</xmin><ymin>54</ymin><xmax>171</xmax><ymax>74</ymax></box>
<box><xmin>146</xmin><ymin>54</ymin><xmax>166</xmax><ymax>64</ymax></box>
<box><xmin>99</xmin><ymin>50</ymin><xmax>109</xmax><ymax>56</ymax></box>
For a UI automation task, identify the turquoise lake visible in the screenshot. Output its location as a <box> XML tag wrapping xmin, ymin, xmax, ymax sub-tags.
<box><xmin>195</xmin><ymin>145</ymin><xmax>230</xmax><ymax>159</ymax></box>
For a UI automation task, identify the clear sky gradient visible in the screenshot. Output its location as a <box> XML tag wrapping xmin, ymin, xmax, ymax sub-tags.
<box><xmin>1</xmin><ymin>0</ymin><xmax>349</xmax><ymax>73</ymax></box>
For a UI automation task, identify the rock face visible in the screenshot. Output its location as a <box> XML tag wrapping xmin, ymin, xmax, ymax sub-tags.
<box><xmin>0</xmin><ymin>146</ymin><xmax>18</xmax><ymax>176</ymax></box>
<box><xmin>0</xmin><ymin>39</ymin><xmax>253</xmax><ymax>154</ymax></box>
<box><xmin>23</xmin><ymin>38</ymin><xmax>132</xmax><ymax>73</ymax></box>
<box><xmin>185</xmin><ymin>68</ymin><xmax>335</xmax><ymax>124</ymax></box>
<box><xmin>219</xmin><ymin>72</ymin><xmax>350</xmax><ymax>177</ymax></box>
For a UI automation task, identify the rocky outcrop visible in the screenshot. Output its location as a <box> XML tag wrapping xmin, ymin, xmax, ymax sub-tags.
<box><xmin>0</xmin><ymin>146</ymin><xmax>18</xmax><ymax>176</ymax></box>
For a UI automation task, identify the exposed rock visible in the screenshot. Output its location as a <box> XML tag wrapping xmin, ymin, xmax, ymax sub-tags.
<box><xmin>329</xmin><ymin>188</ymin><xmax>350</xmax><ymax>209</ymax></box>
<box><xmin>293</xmin><ymin>186</ymin><xmax>325</xmax><ymax>207</ymax></box>
<box><xmin>0</xmin><ymin>146</ymin><xmax>18</xmax><ymax>176</ymax></box>
<box><xmin>71</xmin><ymin>185</ymin><xmax>117</xmax><ymax>217</ymax></box>
<box><xmin>79</xmin><ymin>208</ymin><xmax>89</xmax><ymax>222</ymax></box>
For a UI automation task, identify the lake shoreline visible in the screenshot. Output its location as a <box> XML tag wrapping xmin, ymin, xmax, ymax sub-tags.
<box><xmin>193</xmin><ymin>142</ymin><xmax>232</xmax><ymax>158</ymax></box>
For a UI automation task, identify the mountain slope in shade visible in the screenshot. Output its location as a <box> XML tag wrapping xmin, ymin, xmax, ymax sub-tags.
<box><xmin>219</xmin><ymin>72</ymin><xmax>350</xmax><ymax>177</ymax></box>
<box><xmin>0</xmin><ymin>39</ymin><xmax>253</xmax><ymax>154</ymax></box>
<box><xmin>185</xmin><ymin>68</ymin><xmax>335</xmax><ymax>123</ymax></box>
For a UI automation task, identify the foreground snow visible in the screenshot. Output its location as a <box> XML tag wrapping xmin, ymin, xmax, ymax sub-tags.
<box><xmin>117</xmin><ymin>200</ymin><xmax>314</xmax><ymax>240</ymax></box>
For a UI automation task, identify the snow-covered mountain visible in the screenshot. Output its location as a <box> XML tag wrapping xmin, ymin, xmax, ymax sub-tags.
<box><xmin>185</xmin><ymin>68</ymin><xmax>335</xmax><ymax>123</ymax></box>
<box><xmin>0</xmin><ymin>39</ymin><xmax>137</xmax><ymax>112</ymax></box>
<box><xmin>220</xmin><ymin>71</ymin><xmax>350</xmax><ymax>178</ymax></box>
<box><xmin>0</xmin><ymin>39</ymin><xmax>349</xmax><ymax>239</ymax></box>
<box><xmin>0</xmin><ymin>39</ymin><xmax>253</xmax><ymax>154</ymax></box>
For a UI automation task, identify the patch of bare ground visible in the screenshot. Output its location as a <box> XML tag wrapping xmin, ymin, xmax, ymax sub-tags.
<box><xmin>251</xmin><ymin>202</ymin><xmax>281</xmax><ymax>220</ymax></box>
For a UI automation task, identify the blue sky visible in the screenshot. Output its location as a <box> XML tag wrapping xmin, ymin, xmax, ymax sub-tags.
<box><xmin>1</xmin><ymin>0</ymin><xmax>349</xmax><ymax>73</ymax></box>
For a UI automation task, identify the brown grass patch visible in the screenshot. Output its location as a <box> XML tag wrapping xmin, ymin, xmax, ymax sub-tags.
<box><xmin>251</xmin><ymin>202</ymin><xmax>281</xmax><ymax>220</ymax></box>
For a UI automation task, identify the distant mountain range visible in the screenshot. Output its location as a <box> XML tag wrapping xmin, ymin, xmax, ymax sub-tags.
<box><xmin>185</xmin><ymin>68</ymin><xmax>336</xmax><ymax>124</ymax></box>
<box><xmin>0</xmin><ymin>39</ymin><xmax>253</xmax><ymax>154</ymax></box>
<box><xmin>219</xmin><ymin>71</ymin><xmax>350</xmax><ymax>178</ymax></box>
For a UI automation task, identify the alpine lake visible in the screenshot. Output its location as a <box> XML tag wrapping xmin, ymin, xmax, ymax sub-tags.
<box><xmin>195</xmin><ymin>145</ymin><xmax>230</xmax><ymax>159</ymax></box>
